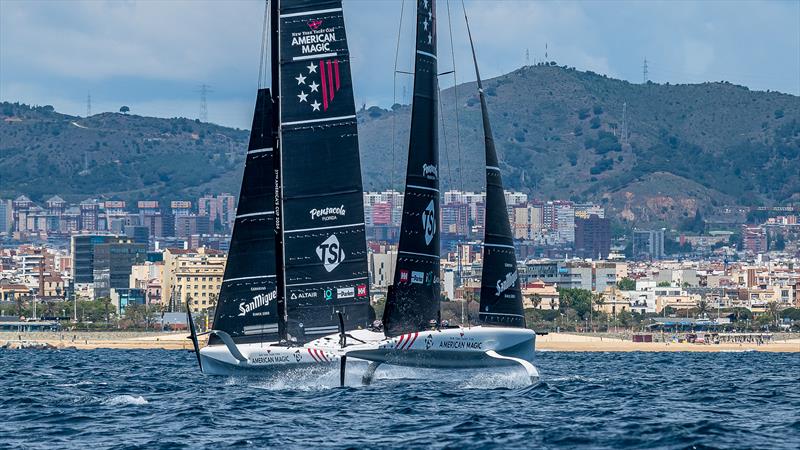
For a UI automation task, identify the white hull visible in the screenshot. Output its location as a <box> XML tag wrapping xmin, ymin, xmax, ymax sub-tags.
<box><xmin>343</xmin><ymin>326</ymin><xmax>539</xmax><ymax>380</ymax></box>
<box><xmin>199</xmin><ymin>335</ymin><xmax>343</xmax><ymax>376</ymax></box>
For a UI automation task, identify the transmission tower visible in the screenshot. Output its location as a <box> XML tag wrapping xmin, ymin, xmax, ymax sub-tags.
<box><xmin>642</xmin><ymin>58</ymin><xmax>648</xmax><ymax>83</ymax></box>
<box><xmin>621</xmin><ymin>102</ymin><xmax>628</xmax><ymax>145</ymax></box>
<box><xmin>525</xmin><ymin>48</ymin><xmax>530</xmax><ymax>66</ymax></box>
<box><xmin>197</xmin><ymin>84</ymin><xmax>212</xmax><ymax>122</ymax></box>
<box><xmin>86</xmin><ymin>92</ymin><xmax>91</xmax><ymax>117</ymax></box>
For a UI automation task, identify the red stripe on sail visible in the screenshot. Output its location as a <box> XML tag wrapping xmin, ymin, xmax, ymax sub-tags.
<box><xmin>320</xmin><ymin>60</ymin><xmax>328</xmax><ymax>111</ymax></box>
<box><xmin>327</xmin><ymin>60</ymin><xmax>334</xmax><ymax>102</ymax></box>
<box><xmin>334</xmin><ymin>60</ymin><xmax>340</xmax><ymax>90</ymax></box>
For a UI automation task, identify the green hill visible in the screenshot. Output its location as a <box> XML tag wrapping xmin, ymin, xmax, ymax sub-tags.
<box><xmin>1</xmin><ymin>64</ymin><xmax>798</xmax><ymax>227</ymax></box>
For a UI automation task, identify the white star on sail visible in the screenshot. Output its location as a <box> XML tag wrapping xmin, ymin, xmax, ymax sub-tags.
<box><xmin>309</xmin><ymin>81</ymin><xmax>320</xmax><ymax>92</ymax></box>
<box><xmin>310</xmin><ymin>100</ymin><xmax>321</xmax><ymax>111</ymax></box>
<box><xmin>295</xmin><ymin>73</ymin><xmax>307</xmax><ymax>85</ymax></box>
<box><xmin>423</xmin><ymin>0</ymin><xmax>428</xmax><ymax>9</ymax></box>
<box><xmin>307</xmin><ymin>62</ymin><xmax>317</xmax><ymax>73</ymax></box>
<box><xmin>428</xmin><ymin>11</ymin><xmax>432</xmax><ymax>21</ymax></box>
<box><xmin>427</xmin><ymin>33</ymin><xmax>432</xmax><ymax>44</ymax></box>
<box><xmin>297</xmin><ymin>91</ymin><xmax>308</xmax><ymax>103</ymax></box>
<box><xmin>423</xmin><ymin>20</ymin><xmax>428</xmax><ymax>31</ymax></box>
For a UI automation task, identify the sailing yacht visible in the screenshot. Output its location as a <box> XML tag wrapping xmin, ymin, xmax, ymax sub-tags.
<box><xmin>191</xmin><ymin>0</ymin><xmax>373</xmax><ymax>375</ymax></box>
<box><xmin>341</xmin><ymin>0</ymin><xmax>539</xmax><ymax>384</ymax></box>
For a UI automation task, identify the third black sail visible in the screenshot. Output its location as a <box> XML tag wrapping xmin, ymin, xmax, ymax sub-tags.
<box><xmin>466</xmin><ymin>12</ymin><xmax>525</xmax><ymax>327</ymax></box>
<box><xmin>210</xmin><ymin>88</ymin><xmax>280</xmax><ymax>344</ymax></box>
<box><xmin>383</xmin><ymin>0</ymin><xmax>440</xmax><ymax>337</ymax></box>
<box><xmin>277</xmin><ymin>0</ymin><xmax>370</xmax><ymax>343</ymax></box>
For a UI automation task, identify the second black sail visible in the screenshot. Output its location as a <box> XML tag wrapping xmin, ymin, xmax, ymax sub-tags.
<box><xmin>465</xmin><ymin>12</ymin><xmax>525</xmax><ymax>328</ymax></box>
<box><xmin>383</xmin><ymin>0</ymin><xmax>440</xmax><ymax>337</ymax></box>
<box><xmin>278</xmin><ymin>0</ymin><xmax>370</xmax><ymax>343</ymax></box>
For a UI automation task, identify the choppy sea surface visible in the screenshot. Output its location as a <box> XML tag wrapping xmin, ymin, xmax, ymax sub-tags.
<box><xmin>1</xmin><ymin>349</ymin><xmax>798</xmax><ymax>449</ymax></box>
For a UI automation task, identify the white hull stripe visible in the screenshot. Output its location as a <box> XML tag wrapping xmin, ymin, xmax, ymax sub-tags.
<box><xmin>417</xmin><ymin>50</ymin><xmax>437</xmax><ymax>60</ymax></box>
<box><xmin>406</xmin><ymin>184</ymin><xmax>439</xmax><ymax>193</ymax></box>
<box><xmin>243</xmin><ymin>324</ymin><xmax>279</xmax><ymax>331</ymax></box>
<box><xmin>286</xmin><ymin>276</ymin><xmax>368</xmax><ymax>287</ymax></box>
<box><xmin>282</xmin><ymin>114</ymin><xmax>356</xmax><ymax>126</ymax></box>
<box><xmin>237</xmin><ymin>211</ymin><xmax>274</xmax><ymax>219</ymax></box>
<box><xmin>399</xmin><ymin>250</ymin><xmax>439</xmax><ymax>259</ymax></box>
<box><xmin>285</xmin><ymin>222</ymin><xmax>364</xmax><ymax>234</ymax></box>
<box><xmin>484</xmin><ymin>243</ymin><xmax>515</xmax><ymax>250</ymax></box>
<box><xmin>293</xmin><ymin>52</ymin><xmax>338</xmax><ymax>62</ymax></box>
<box><xmin>280</xmin><ymin>8</ymin><xmax>341</xmax><ymax>18</ymax></box>
<box><xmin>305</xmin><ymin>326</ymin><xmax>338</xmax><ymax>332</ymax></box>
<box><xmin>248</xmin><ymin>147</ymin><xmax>272</xmax><ymax>154</ymax></box>
<box><xmin>486</xmin><ymin>166</ymin><xmax>501</xmax><ymax>171</ymax></box>
<box><xmin>223</xmin><ymin>275</ymin><xmax>276</xmax><ymax>283</ymax></box>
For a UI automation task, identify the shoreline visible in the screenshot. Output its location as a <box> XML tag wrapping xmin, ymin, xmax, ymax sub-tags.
<box><xmin>2</xmin><ymin>332</ymin><xmax>799</xmax><ymax>353</ymax></box>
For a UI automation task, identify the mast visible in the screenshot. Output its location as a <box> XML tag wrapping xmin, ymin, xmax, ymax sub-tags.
<box><xmin>277</xmin><ymin>0</ymin><xmax>370</xmax><ymax>343</ymax></box>
<box><xmin>465</xmin><ymin>9</ymin><xmax>525</xmax><ymax>328</ymax></box>
<box><xmin>383</xmin><ymin>0</ymin><xmax>440</xmax><ymax>337</ymax></box>
<box><xmin>271</xmin><ymin>0</ymin><xmax>287</xmax><ymax>341</ymax></box>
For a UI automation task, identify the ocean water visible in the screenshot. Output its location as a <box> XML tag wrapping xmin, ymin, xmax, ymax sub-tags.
<box><xmin>1</xmin><ymin>349</ymin><xmax>798</xmax><ymax>449</ymax></box>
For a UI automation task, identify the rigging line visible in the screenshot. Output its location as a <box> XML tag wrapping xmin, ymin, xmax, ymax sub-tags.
<box><xmin>451</xmin><ymin>0</ymin><xmax>463</xmax><ymax>194</ymax></box>
<box><xmin>389</xmin><ymin>0</ymin><xmax>406</xmax><ymax>285</ymax></box>
<box><xmin>440</xmin><ymin>1</ymin><xmax>453</xmax><ymax>194</ymax></box>
<box><xmin>257</xmin><ymin>0</ymin><xmax>270</xmax><ymax>89</ymax></box>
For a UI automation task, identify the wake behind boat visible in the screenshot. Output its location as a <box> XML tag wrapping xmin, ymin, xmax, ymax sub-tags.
<box><xmin>341</xmin><ymin>0</ymin><xmax>539</xmax><ymax>385</ymax></box>
<box><xmin>191</xmin><ymin>0</ymin><xmax>373</xmax><ymax>375</ymax></box>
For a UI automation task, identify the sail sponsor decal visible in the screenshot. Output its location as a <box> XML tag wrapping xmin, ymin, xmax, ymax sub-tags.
<box><xmin>249</xmin><ymin>353</ymin><xmax>291</xmax><ymax>365</ymax></box>
<box><xmin>295</xmin><ymin>58</ymin><xmax>342</xmax><ymax>112</ymax></box>
<box><xmin>238</xmin><ymin>290</ymin><xmax>277</xmax><ymax>317</ymax></box>
<box><xmin>437</xmin><ymin>335</ymin><xmax>483</xmax><ymax>350</ymax></box>
<box><xmin>422</xmin><ymin>200</ymin><xmax>436</xmax><ymax>245</ymax></box>
<box><xmin>316</xmin><ymin>234</ymin><xmax>345</xmax><ymax>272</ymax></box>
<box><xmin>495</xmin><ymin>271</ymin><xmax>519</xmax><ymax>296</ymax></box>
<box><xmin>337</xmin><ymin>286</ymin><xmax>354</xmax><ymax>299</ymax></box>
<box><xmin>290</xmin><ymin>291</ymin><xmax>318</xmax><ymax>300</ymax></box>
<box><xmin>290</xmin><ymin>22</ymin><xmax>336</xmax><ymax>55</ymax></box>
<box><xmin>309</xmin><ymin>205</ymin><xmax>346</xmax><ymax>221</ymax></box>
<box><xmin>324</xmin><ymin>288</ymin><xmax>333</xmax><ymax>301</ymax></box>
<box><xmin>411</xmin><ymin>271</ymin><xmax>425</xmax><ymax>285</ymax></box>
<box><xmin>399</xmin><ymin>270</ymin><xmax>410</xmax><ymax>284</ymax></box>
<box><xmin>422</xmin><ymin>164</ymin><xmax>437</xmax><ymax>180</ymax></box>
<box><xmin>357</xmin><ymin>284</ymin><xmax>367</xmax><ymax>297</ymax></box>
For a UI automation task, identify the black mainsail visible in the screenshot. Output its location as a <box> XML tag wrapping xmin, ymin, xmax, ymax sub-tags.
<box><xmin>383</xmin><ymin>0</ymin><xmax>440</xmax><ymax>337</ymax></box>
<box><xmin>278</xmin><ymin>0</ymin><xmax>370</xmax><ymax>343</ymax></box>
<box><xmin>210</xmin><ymin>88</ymin><xmax>280</xmax><ymax>344</ymax></box>
<box><xmin>465</xmin><ymin>13</ymin><xmax>525</xmax><ymax>327</ymax></box>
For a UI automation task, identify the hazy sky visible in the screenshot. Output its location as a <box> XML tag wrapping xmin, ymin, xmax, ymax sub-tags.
<box><xmin>2</xmin><ymin>0</ymin><xmax>798</xmax><ymax>129</ymax></box>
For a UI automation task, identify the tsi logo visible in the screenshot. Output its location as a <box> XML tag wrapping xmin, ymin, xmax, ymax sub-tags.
<box><xmin>421</xmin><ymin>200</ymin><xmax>436</xmax><ymax>245</ymax></box>
<box><xmin>317</xmin><ymin>234</ymin><xmax>345</xmax><ymax>272</ymax></box>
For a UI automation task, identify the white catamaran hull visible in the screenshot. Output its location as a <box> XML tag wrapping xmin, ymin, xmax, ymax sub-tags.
<box><xmin>343</xmin><ymin>326</ymin><xmax>539</xmax><ymax>381</ymax></box>
<box><xmin>199</xmin><ymin>336</ymin><xmax>343</xmax><ymax>376</ymax></box>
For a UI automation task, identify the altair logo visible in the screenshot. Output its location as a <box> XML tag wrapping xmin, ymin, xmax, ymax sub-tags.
<box><xmin>421</xmin><ymin>200</ymin><xmax>436</xmax><ymax>246</ymax></box>
<box><xmin>316</xmin><ymin>234</ymin><xmax>345</xmax><ymax>272</ymax></box>
<box><xmin>495</xmin><ymin>271</ymin><xmax>518</xmax><ymax>296</ymax></box>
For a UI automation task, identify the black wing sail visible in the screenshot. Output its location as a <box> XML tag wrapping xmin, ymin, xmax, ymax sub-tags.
<box><xmin>210</xmin><ymin>88</ymin><xmax>281</xmax><ymax>344</ymax></box>
<box><xmin>465</xmin><ymin>14</ymin><xmax>525</xmax><ymax>327</ymax></box>
<box><xmin>278</xmin><ymin>0</ymin><xmax>370</xmax><ymax>343</ymax></box>
<box><xmin>383</xmin><ymin>0</ymin><xmax>440</xmax><ymax>337</ymax></box>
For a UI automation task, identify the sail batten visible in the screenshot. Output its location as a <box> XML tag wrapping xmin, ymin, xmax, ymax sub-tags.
<box><xmin>383</xmin><ymin>0</ymin><xmax>440</xmax><ymax>337</ymax></box>
<box><xmin>464</xmin><ymin>10</ymin><xmax>526</xmax><ymax>328</ymax></box>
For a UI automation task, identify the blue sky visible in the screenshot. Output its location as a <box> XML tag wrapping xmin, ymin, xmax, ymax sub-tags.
<box><xmin>2</xmin><ymin>0</ymin><xmax>798</xmax><ymax>129</ymax></box>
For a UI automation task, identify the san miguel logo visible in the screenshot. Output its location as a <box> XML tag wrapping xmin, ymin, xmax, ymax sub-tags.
<box><xmin>238</xmin><ymin>290</ymin><xmax>277</xmax><ymax>316</ymax></box>
<box><xmin>495</xmin><ymin>271</ymin><xmax>518</xmax><ymax>296</ymax></box>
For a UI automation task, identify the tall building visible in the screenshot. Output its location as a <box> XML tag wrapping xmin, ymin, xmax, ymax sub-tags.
<box><xmin>513</xmin><ymin>204</ymin><xmax>543</xmax><ymax>240</ymax></box>
<box><xmin>175</xmin><ymin>214</ymin><xmax>211</xmax><ymax>239</ymax></box>
<box><xmin>0</xmin><ymin>199</ymin><xmax>12</xmax><ymax>233</ymax></box>
<box><xmin>741</xmin><ymin>225</ymin><xmax>767</xmax><ymax>254</ymax></box>
<box><xmin>79</xmin><ymin>199</ymin><xmax>101</xmax><ymax>231</ymax></box>
<box><xmin>441</xmin><ymin>203</ymin><xmax>469</xmax><ymax>237</ymax></box>
<box><xmin>633</xmin><ymin>229</ymin><xmax>666</xmax><ymax>260</ymax></box>
<box><xmin>575</xmin><ymin>214</ymin><xmax>611</xmax><ymax>259</ymax></box>
<box><xmin>71</xmin><ymin>234</ymin><xmax>116</xmax><ymax>297</ymax></box>
<box><xmin>198</xmin><ymin>194</ymin><xmax>236</xmax><ymax>232</ymax></box>
<box><xmin>92</xmin><ymin>238</ymin><xmax>148</xmax><ymax>298</ymax></box>
<box><xmin>556</xmin><ymin>204</ymin><xmax>575</xmax><ymax>243</ymax></box>
<box><xmin>161</xmin><ymin>247</ymin><xmax>226</xmax><ymax>311</ymax></box>
<box><xmin>170</xmin><ymin>201</ymin><xmax>192</xmax><ymax>217</ymax></box>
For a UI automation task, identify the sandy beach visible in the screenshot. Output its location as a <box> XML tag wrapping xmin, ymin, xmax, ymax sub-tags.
<box><xmin>2</xmin><ymin>331</ymin><xmax>799</xmax><ymax>352</ymax></box>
